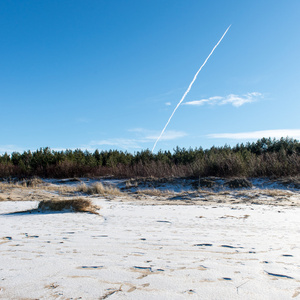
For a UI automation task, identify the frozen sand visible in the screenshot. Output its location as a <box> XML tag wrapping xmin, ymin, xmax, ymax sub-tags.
<box><xmin>0</xmin><ymin>199</ymin><xmax>300</xmax><ymax>299</ymax></box>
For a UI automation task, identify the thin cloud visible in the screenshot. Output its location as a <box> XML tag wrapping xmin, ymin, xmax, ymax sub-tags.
<box><xmin>144</xmin><ymin>88</ymin><xmax>182</xmax><ymax>104</ymax></box>
<box><xmin>90</xmin><ymin>138</ymin><xmax>142</xmax><ymax>150</ymax></box>
<box><xmin>207</xmin><ymin>129</ymin><xmax>300</xmax><ymax>140</ymax></box>
<box><xmin>129</xmin><ymin>128</ymin><xmax>187</xmax><ymax>141</ymax></box>
<box><xmin>185</xmin><ymin>92</ymin><xmax>262</xmax><ymax>107</ymax></box>
<box><xmin>128</xmin><ymin>128</ymin><xmax>145</xmax><ymax>133</ymax></box>
<box><xmin>0</xmin><ymin>145</ymin><xmax>24</xmax><ymax>154</ymax></box>
<box><xmin>89</xmin><ymin>129</ymin><xmax>187</xmax><ymax>150</ymax></box>
<box><xmin>144</xmin><ymin>130</ymin><xmax>187</xmax><ymax>141</ymax></box>
<box><xmin>0</xmin><ymin>130</ymin><xmax>187</xmax><ymax>154</ymax></box>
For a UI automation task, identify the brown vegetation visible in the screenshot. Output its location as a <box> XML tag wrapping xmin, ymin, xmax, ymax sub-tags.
<box><xmin>37</xmin><ymin>198</ymin><xmax>99</xmax><ymax>214</ymax></box>
<box><xmin>77</xmin><ymin>182</ymin><xmax>122</xmax><ymax>196</ymax></box>
<box><xmin>135</xmin><ymin>188</ymin><xmax>172</xmax><ymax>197</ymax></box>
<box><xmin>224</xmin><ymin>178</ymin><xmax>253</xmax><ymax>189</ymax></box>
<box><xmin>20</xmin><ymin>177</ymin><xmax>44</xmax><ymax>187</ymax></box>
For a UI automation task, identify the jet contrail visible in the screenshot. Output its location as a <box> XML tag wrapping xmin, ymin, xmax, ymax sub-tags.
<box><xmin>151</xmin><ymin>25</ymin><xmax>231</xmax><ymax>153</ymax></box>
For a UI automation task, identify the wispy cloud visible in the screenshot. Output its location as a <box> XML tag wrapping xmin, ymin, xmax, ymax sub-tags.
<box><xmin>89</xmin><ymin>129</ymin><xmax>187</xmax><ymax>150</ymax></box>
<box><xmin>144</xmin><ymin>88</ymin><xmax>182</xmax><ymax>104</ymax></box>
<box><xmin>89</xmin><ymin>138</ymin><xmax>142</xmax><ymax>150</ymax></box>
<box><xmin>129</xmin><ymin>128</ymin><xmax>187</xmax><ymax>141</ymax></box>
<box><xmin>0</xmin><ymin>129</ymin><xmax>187</xmax><ymax>154</ymax></box>
<box><xmin>0</xmin><ymin>145</ymin><xmax>24</xmax><ymax>154</ymax></box>
<box><xmin>144</xmin><ymin>130</ymin><xmax>186</xmax><ymax>141</ymax></box>
<box><xmin>207</xmin><ymin>129</ymin><xmax>300</xmax><ymax>140</ymax></box>
<box><xmin>185</xmin><ymin>92</ymin><xmax>262</xmax><ymax>107</ymax></box>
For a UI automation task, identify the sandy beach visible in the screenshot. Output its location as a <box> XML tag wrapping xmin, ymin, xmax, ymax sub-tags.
<box><xmin>0</xmin><ymin>179</ymin><xmax>300</xmax><ymax>299</ymax></box>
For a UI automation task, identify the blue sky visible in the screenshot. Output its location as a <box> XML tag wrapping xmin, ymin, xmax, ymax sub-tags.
<box><xmin>1</xmin><ymin>0</ymin><xmax>300</xmax><ymax>154</ymax></box>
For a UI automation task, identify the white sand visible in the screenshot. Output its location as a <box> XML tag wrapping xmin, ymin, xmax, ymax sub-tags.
<box><xmin>0</xmin><ymin>198</ymin><xmax>300</xmax><ymax>299</ymax></box>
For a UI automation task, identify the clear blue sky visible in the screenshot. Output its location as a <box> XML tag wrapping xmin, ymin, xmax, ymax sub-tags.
<box><xmin>1</xmin><ymin>0</ymin><xmax>300</xmax><ymax>154</ymax></box>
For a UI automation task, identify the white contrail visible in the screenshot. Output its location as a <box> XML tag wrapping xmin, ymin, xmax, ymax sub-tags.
<box><xmin>151</xmin><ymin>25</ymin><xmax>231</xmax><ymax>153</ymax></box>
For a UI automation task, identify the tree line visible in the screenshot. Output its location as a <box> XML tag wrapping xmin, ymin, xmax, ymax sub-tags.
<box><xmin>0</xmin><ymin>137</ymin><xmax>299</xmax><ymax>179</ymax></box>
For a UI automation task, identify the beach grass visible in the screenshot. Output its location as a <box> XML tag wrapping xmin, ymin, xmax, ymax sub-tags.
<box><xmin>77</xmin><ymin>182</ymin><xmax>122</xmax><ymax>196</ymax></box>
<box><xmin>38</xmin><ymin>198</ymin><xmax>100</xmax><ymax>214</ymax></box>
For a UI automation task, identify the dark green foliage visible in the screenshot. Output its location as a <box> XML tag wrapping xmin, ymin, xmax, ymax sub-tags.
<box><xmin>0</xmin><ymin>138</ymin><xmax>299</xmax><ymax>178</ymax></box>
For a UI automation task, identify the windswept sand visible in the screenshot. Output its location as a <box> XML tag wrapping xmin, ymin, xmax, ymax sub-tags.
<box><xmin>0</xmin><ymin>180</ymin><xmax>300</xmax><ymax>299</ymax></box>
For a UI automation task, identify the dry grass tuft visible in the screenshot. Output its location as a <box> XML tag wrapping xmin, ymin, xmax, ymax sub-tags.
<box><xmin>0</xmin><ymin>178</ymin><xmax>43</xmax><ymax>189</ymax></box>
<box><xmin>136</xmin><ymin>189</ymin><xmax>171</xmax><ymax>197</ymax></box>
<box><xmin>0</xmin><ymin>182</ymin><xmax>19</xmax><ymax>191</ymax></box>
<box><xmin>260</xmin><ymin>189</ymin><xmax>293</xmax><ymax>197</ymax></box>
<box><xmin>125</xmin><ymin>179</ymin><xmax>139</xmax><ymax>188</ymax></box>
<box><xmin>77</xmin><ymin>183</ymin><xmax>88</xmax><ymax>193</ymax></box>
<box><xmin>22</xmin><ymin>177</ymin><xmax>44</xmax><ymax>187</ymax></box>
<box><xmin>38</xmin><ymin>198</ymin><xmax>100</xmax><ymax>214</ymax></box>
<box><xmin>77</xmin><ymin>182</ymin><xmax>122</xmax><ymax>196</ymax></box>
<box><xmin>44</xmin><ymin>185</ymin><xmax>77</xmax><ymax>195</ymax></box>
<box><xmin>197</xmin><ymin>189</ymin><xmax>217</xmax><ymax>196</ymax></box>
<box><xmin>234</xmin><ymin>189</ymin><xmax>293</xmax><ymax>199</ymax></box>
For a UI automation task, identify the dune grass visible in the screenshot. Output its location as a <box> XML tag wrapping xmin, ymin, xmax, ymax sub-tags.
<box><xmin>77</xmin><ymin>182</ymin><xmax>122</xmax><ymax>196</ymax></box>
<box><xmin>260</xmin><ymin>189</ymin><xmax>293</xmax><ymax>197</ymax></box>
<box><xmin>20</xmin><ymin>177</ymin><xmax>44</xmax><ymax>187</ymax></box>
<box><xmin>0</xmin><ymin>178</ymin><xmax>44</xmax><ymax>191</ymax></box>
<box><xmin>38</xmin><ymin>198</ymin><xmax>100</xmax><ymax>214</ymax></box>
<box><xmin>135</xmin><ymin>188</ymin><xmax>172</xmax><ymax>197</ymax></box>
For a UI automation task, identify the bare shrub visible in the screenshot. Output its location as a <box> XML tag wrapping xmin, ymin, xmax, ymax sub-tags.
<box><xmin>225</xmin><ymin>178</ymin><xmax>253</xmax><ymax>189</ymax></box>
<box><xmin>192</xmin><ymin>178</ymin><xmax>216</xmax><ymax>189</ymax></box>
<box><xmin>0</xmin><ymin>163</ymin><xmax>20</xmax><ymax>177</ymax></box>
